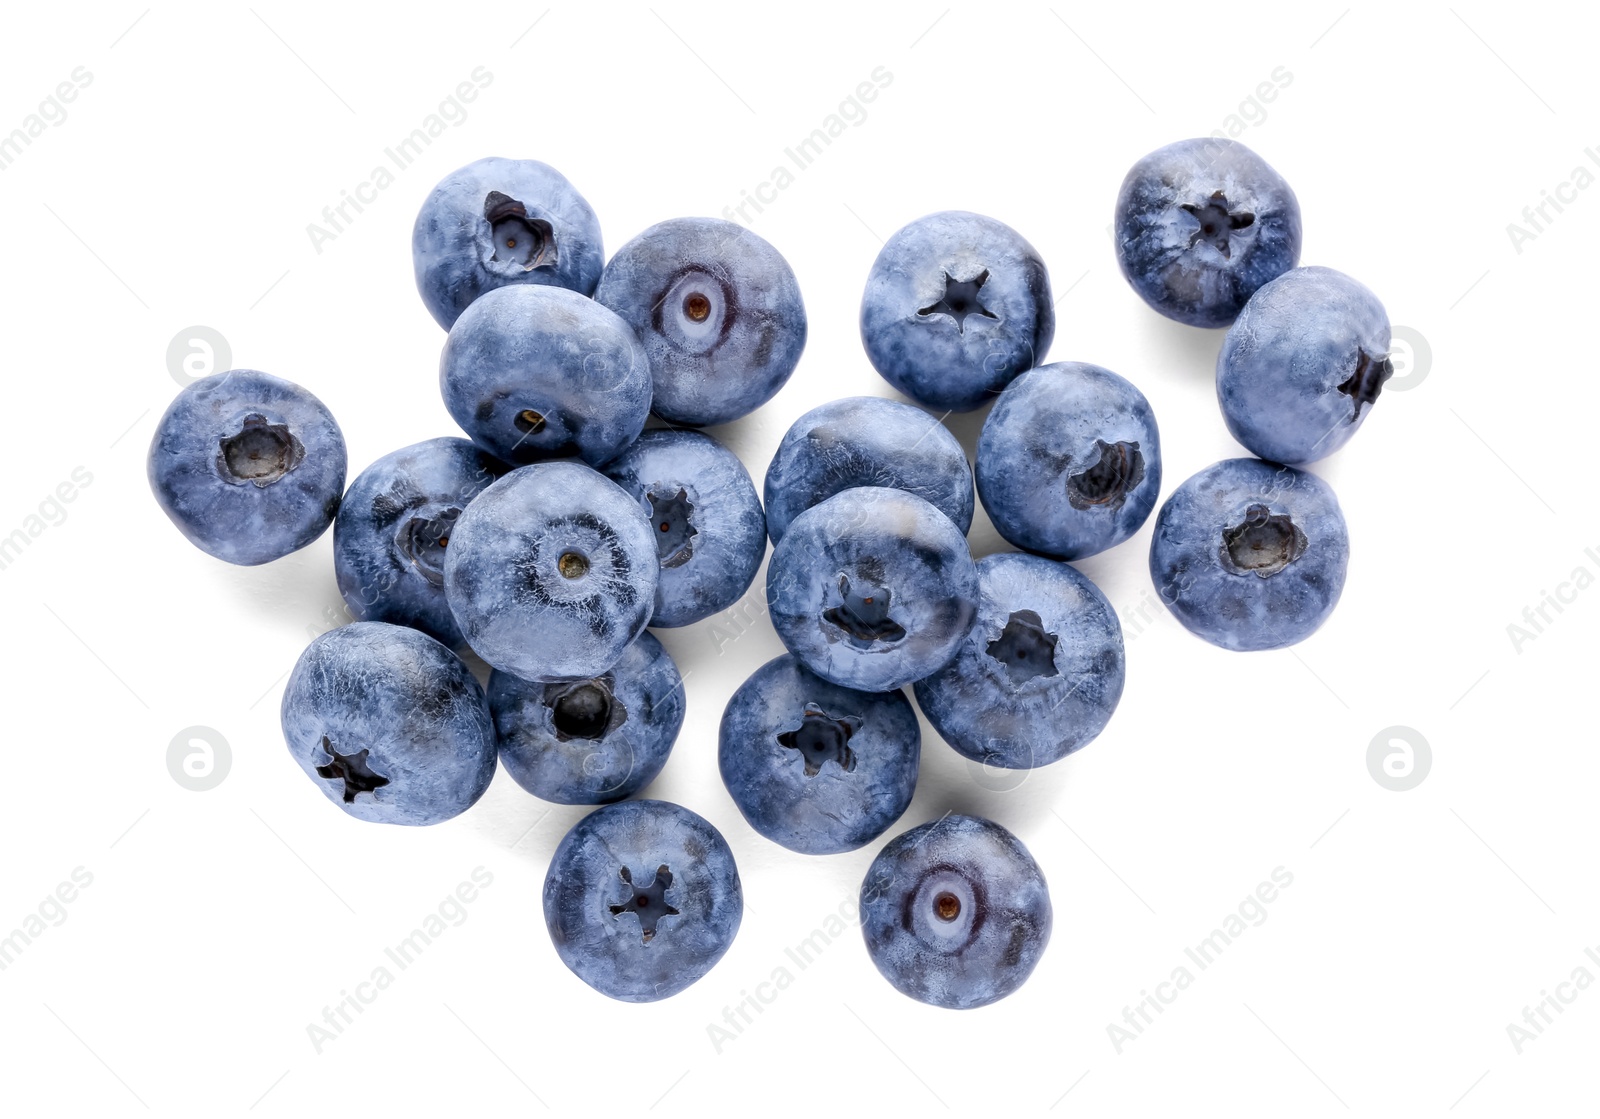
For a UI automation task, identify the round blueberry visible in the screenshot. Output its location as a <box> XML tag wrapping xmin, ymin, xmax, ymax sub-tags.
<box><xmin>763</xmin><ymin>396</ymin><xmax>974</xmax><ymax>546</ymax></box>
<box><xmin>412</xmin><ymin>157</ymin><xmax>604</xmax><ymax>330</ymax></box>
<box><xmin>444</xmin><ymin>461</ymin><xmax>658</xmax><ymax>681</ymax></box>
<box><xmin>439</xmin><ymin>284</ymin><xmax>651</xmax><ymax>468</ymax></box>
<box><xmin>1149</xmin><ymin>457</ymin><xmax>1349</xmax><ymax>651</ymax></box>
<box><xmin>595</xmin><ymin>217</ymin><xmax>807</xmax><ymax>426</ymax></box>
<box><xmin>601</xmin><ymin>429</ymin><xmax>766</xmax><ymax>628</ymax></box>
<box><xmin>914</xmin><ymin>553</ymin><xmax>1124</xmax><ymax>769</ymax></box>
<box><xmin>976</xmin><ymin>362</ymin><xmax>1162</xmax><ymax>560</ymax></box>
<box><xmin>860</xmin><ymin>814</ymin><xmax>1052</xmax><ymax>1009</ymax></box>
<box><xmin>333</xmin><ymin>438</ymin><xmax>508</xmax><ymax>646</ymax></box>
<box><xmin>1114</xmin><ymin>138</ymin><xmax>1302</xmax><ymax>328</ymax></box>
<box><xmin>1217</xmin><ymin>266</ymin><xmax>1393</xmax><ymax>465</ymax></box>
<box><xmin>280</xmin><ymin>622</ymin><xmax>496</xmax><ymax>826</ymax></box>
<box><xmin>860</xmin><ymin>210</ymin><xmax>1054</xmax><ymax>412</ymax></box>
<box><xmin>490</xmin><ymin>631</ymin><xmax>684</xmax><ymax>805</ymax></box>
<box><xmin>719</xmin><ymin>654</ymin><xmax>919</xmax><ymax>855</ymax></box>
<box><xmin>544</xmin><ymin>799</ymin><xmax>743</xmax><ymax>1002</ymax></box>
<box><xmin>148</xmin><ymin>369</ymin><xmax>346</xmax><ymax>566</ymax></box>
<box><xmin>767</xmin><ymin>486</ymin><xmax>978</xmax><ymax>692</ymax></box>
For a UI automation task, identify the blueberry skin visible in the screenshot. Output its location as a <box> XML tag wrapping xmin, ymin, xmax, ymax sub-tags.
<box><xmin>280</xmin><ymin>622</ymin><xmax>496</xmax><ymax>826</ymax></box>
<box><xmin>412</xmin><ymin>157</ymin><xmax>604</xmax><ymax>330</ymax></box>
<box><xmin>976</xmin><ymin>362</ymin><xmax>1162</xmax><ymax>560</ymax></box>
<box><xmin>544</xmin><ymin>799</ymin><xmax>742</xmax><ymax>1002</ymax></box>
<box><xmin>915</xmin><ymin>553</ymin><xmax>1124</xmax><ymax>769</ymax></box>
<box><xmin>444</xmin><ymin>461</ymin><xmax>658</xmax><ymax>681</ymax></box>
<box><xmin>595</xmin><ymin>217</ymin><xmax>807</xmax><ymax>426</ymax></box>
<box><xmin>490</xmin><ymin>631</ymin><xmax>684</xmax><ymax>805</ymax></box>
<box><xmin>719</xmin><ymin>654</ymin><xmax>919</xmax><ymax>855</ymax></box>
<box><xmin>1149</xmin><ymin>458</ymin><xmax>1349</xmax><ymax>651</ymax></box>
<box><xmin>333</xmin><ymin>438</ymin><xmax>508</xmax><ymax>646</ymax></box>
<box><xmin>1217</xmin><ymin>266</ymin><xmax>1392</xmax><ymax>465</ymax></box>
<box><xmin>439</xmin><ymin>284</ymin><xmax>651</xmax><ymax>468</ymax></box>
<box><xmin>767</xmin><ymin>486</ymin><xmax>979</xmax><ymax>692</ymax></box>
<box><xmin>763</xmin><ymin>396</ymin><xmax>974</xmax><ymax>546</ymax></box>
<box><xmin>602</xmin><ymin>430</ymin><xmax>766</xmax><ymax>627</ymax></box>
<box><xmin>1114</xmin><ymin>138</ymin><xmax>1302</xmax><ymax>328</ymax></box>
<box><xmin>860</xmin><ymin>211</ymin><xmax>1055</xmax><ymax>412</ymax></box>
<box><xmin>148</xmin><ymin>369</ymin><xmax>346</xmax><ymax>566</ymax></box>
<box><xmin>860</xmin><ymin>815</ymin><xmax>1051</xmax><ymax>1009</ymax></box>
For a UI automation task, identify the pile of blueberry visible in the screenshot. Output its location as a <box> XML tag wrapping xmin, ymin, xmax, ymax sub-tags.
<box><xmin>148</xmin><ymin>138</ymin><xmax>1390</xmax><ymax>1009</ymax></box>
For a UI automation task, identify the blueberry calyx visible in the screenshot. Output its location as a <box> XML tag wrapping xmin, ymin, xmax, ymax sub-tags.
<box><xmin>823</xmin><ymin>574</ymin><xmax>908</xmax><ymax>647</ymax></box>
<box><xmin>985</xmin><ymin>609</ymin><xmax>1061</xmax><ymax>686</ymax></box>
<box><xmin>558</xmin><ymin>551</ymin><xmax>590</xmax><ymax>579</ymax></box>
<box><xmin>917</xmin><ymin>269</ymin><xmax>998</xmax><ymax>334</ymax></box>
<box><xmin>609</xmin><ymin>865</ymin><xmax>679</xmax><ymax>943</ymax></box>
<box><xmin>315</xmin><ymin>737</ymin><xmax>390</xmax><ymax>803</ymax></box>
<box><xmin>776</xmin><ymin>701</ymin><xmax>862</xmax><ymax>777</ymax></box>
<box><xmin>514</xmin><ymin>408</ymin><xmax>547</xmax><ymax>435</ymax></box>
<box><xmin>217</xmin><ymin>414</ymin><xmax>304</xmax><ymax>487</ymax></box>
<box><xmin>483</xmin><ymin>191</ymin><xmax>556</xmax><ymax>271</ymax></box>
<box><xmin>1180</xmin><ymin>191</ymin><xmax>1255</xmax><ymax>260</ymax></box>
<box><xmin>934</xmin><ymin>891</ymin><xmax>961</xmax><ymax>921</ymax></box>
<box><xmin>1338</xmin><ymin>348</ymin><xmax>1394</xmax><ymax>421</ymax></box>
<box><xmin>1219</xmin><ymin>504</ymin><xmax>1308</xmax><ymax>577</ymax></box>
<box><xmin>396</xmin><ymin>510</ymin><xmax>458</xmax><ymax>586</ymax></box>
<box><xmin>544</xmin><ymin>677</ymin><xmax>625</xmax><ymax>741</ymax></box>
<box><xmin>1065</xmin><ymin>439</ymin><xmax>1145</xmax><ymax>512</ymax></box>
<box><xmin>647</xmin><ymin>487</ymin><xmax>698</xmax><ymax>569</ymax></box>
<box><xmin>683</xmin><ymin>292</ymin><xmax>711</xmax><ymax>322</ymax></box>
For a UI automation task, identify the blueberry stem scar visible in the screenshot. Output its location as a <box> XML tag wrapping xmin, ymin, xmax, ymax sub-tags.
<box><xmin>1219</xmin><ymin>504</ymin><xmax>1308</xmax><ymax>577</ymax></box>
<box><xmin>1338</xmin><ymin>348</ymin><xmax>1394</xmax><ymax>420</ymax></box>
<box><xmin>917</xmin><ymin>269</ymin><xmax>998</xmax><ymax>334</ymax></box>
<box><xmin>217</xmin><ymin>414</ymin><xmax>304</xmax><ymax>487</ymax></box>
<box><xmin>609</xmin><ymin>865</ymin><xmax>679</xmax><ymax>942</ymax></box>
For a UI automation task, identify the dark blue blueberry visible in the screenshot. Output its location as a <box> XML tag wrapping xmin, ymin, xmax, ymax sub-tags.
<box><xmin>1149</xmin><ymin>457</ymin><xmax>1349</xmax><ymax>651</ymax></box>
<box><xmin>860</xmin><ymin>211</ymin><xmax>1055</xmax><ymax>412</ymax></box>
<box><xmin>718</xmin><ymin>654</ymin><xmax>919</xmax><ymax>855</ymax></box>
<box><xmin>148</xmin><ymin>369</ymin><xmax>346</xmax><ymax>566</ymax></box>
<box><xmin>763</xmin><ymin>396</ymin><xmax>974</xmax><ymax>546</ymax></box>
<box><xmin>976</xmin><ymin>362</ymin><xmax>1162</xmax><ymax>559</ymax></box>
<box><xmin>595</xmin><ymin>217</ymin><xmax>807</xmax><ymax>426</ymax></box>
<box><xmin>860</xmin><ymin>814</ymin><xmax>1052</xmax><ymax>1009</ymax></box>
<box><xmin>1114</xmin><ymin>138</ymin><xmax>1302</xmax><ymax>328</ymax></box>
<box><xmin>601</xmin><ymin>429</ymin><xmax>766</xmax><ymax>627</ymax></box>
<box><xmin>914</xmin><ymin>553</ymin><xmax>1124</xmax><ymax>769</ymax></box>
<box><xmin>280</xmin><ymin>622</ymin><xmax>496</xmax><ymax>826</ymax></box>
<box><xmin>412</xmin><ymin>157</ymin><xmax>604</xmax><ymax>330</ymax></box>
<box><xmin>443</xmin><ymin>461</ymin><xmax>657</xmax><ymax>681</ymax></box>
<box><xmin>544</xmin><ymin>799</ymin><xmax>742</xmax><ymax>1002</ymax></box>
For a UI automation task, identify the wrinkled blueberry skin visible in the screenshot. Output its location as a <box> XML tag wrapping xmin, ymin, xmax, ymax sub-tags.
<box><xmin>976</xmin><ymin>362</ymin><xmax>1162</xmax><ymax>560</ymax></box>
<box><xmin>719</xmin><ymin>654</ymin><xmax>919</xmax><ymax>855</ymax></box>
<box><xmin>333</xmin><ymin>438</ymin><xmax>507</xmax><ymax>646</ymax></box>
<box><xmin>861</xmin><ymin>211</ymin><xmax>1055</xmax><ymax>412</ymax></box>
<box><xmin>763</xmin><ymin>396</ymin><xmax>974</xmax><ymax>546</ymax></box>
<box><xmin>1149</xmin><ymin>458</ymin><xmax>1349</xmax><ymax>651</ymax></box>
<box><xmin>595</xmin><ymin>217</ymin><xmax>806</xmax><ymax>426</ymax></box>
<box><xmin>602</xmin><ymin>430</ymin><xmax>766</xmax><ymax>628</ymax></box>
<box><xmin>1217</xmin><ymin>266</ymin><xmax>1392</xmax><ymax>465</ymax></box>
<box><xmin>860</xmin><ymin>814</ymin><xmax>1051</xmax><ymax>1009</ymax></box>
<box><xmin>915</xmin><ymin>553</ymin><xmax>1124</xmax><ymax>769</ymax></box>
<box><xmin>491</xmin><ymin>631</ymin><xmax>684</xmax><ymax>805</ymax></box>
<box><xmin>444</xmin><ymin>461</ymin><xmax>658</xmax><ymax>681</ymax></box>
<box><xmin>413</xmin><ymin>157</ymin><xmax>604</xmax><ymax>330</ymax></box>
<box><xmin>767</xmin><ymin>486</ymin><xmax>978</xmax><ymax>692</ymax></box>
<box><xmin>149</xmin><ymin>369</ymin><xmax>346</xmax><ymax>566</ymax></box>
<box><xmin>1114</xmin><ymin>138</ymin><xmax>1301</xmax><ymax>328</ymax></box>
<box><xmin>544</xmin><ymin>799</ymin><xmax>742</xmax><ymax>1002</ymax></box>
<box><xmin>280</xmin><ymin>622</ymin><xmax>496</xmax><ymax>826</ymax></box>
<box><xmin>439</xmin><ymin>284</ymin><xmax>651</xmax><ymax>468</ymax></box>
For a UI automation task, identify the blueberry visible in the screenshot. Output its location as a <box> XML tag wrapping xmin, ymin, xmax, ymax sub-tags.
<box><xmin>860</xmin><ymin>211</ymin><xmax>1055</xmax><ymax>411</ymax></box>
<box><xmin>1114</xmin><ymin>138</ymin><xmax>1302</xmax><ymax>328</ymax></box>
<box><xmin>595</xmin><ymin>217</ymin><xmax>807</xmax><ymax>426</ymax></box>
<box><xmin>763</xmin><ymin>396</ymin><xmax>974</xmax><ymax>546</ymax></box>
<box><xmin>766</xmin><ymin>486</ymin><xmax>978</xmax><ymax>691</ymax></box>
<box><xmin>860</xmin><ymin>814</ymin><xmax>1051</xmax><ymax>1009</ymax></box>
<box><xmin>412</xmin><ymin>157</ymin><xmax>604</xmax><ymax>330</ymax></box>
<box><xmin>601</xmin><ymin>429</ymin><xmax>766</xmax><ymax>627</ymax></box>
<box><xmin>1149</xmin><ymin>457</ymin><xmax>1349</xmax><ymax>651</ymax></box>
<box><xmin>718</xmin><ymin>654</ymin><xmax>919</xmax><ymax>854</ymax></box>
<box><xmin>490</xmin><ymin>631</ymin><xmax>684</xmax><ymax>805</ymax></box>
<box><xmin>148</xmin><ymin>369</ymin><xmax>347</xmax><ymax>566</ymax></box>
<box><xmin>444</xmin><ymin>461</ymin><xmax>657</xmax><ymax>681</ymax></box>
<box><xmin>976</xmin><ymin>362</ymin><xmax>1162</xmax><ymax>559</ymax></box>
<box><xmin>333</xmin><ymin>438</ymin><xmax>508</xmax><ymax>646</ymax></box>
<box><xmin>280</xmin><ymin>622</ymin><xmax>495</xmax><ymax>826</ymax></box>
<box><xmin>1217</xmin><ymin>266</ymin><xmax>1392</xmax><ymax>465</ymax></box>
<box><xmin>544</xmin><ymin>799</ymin><xmax>742</xmax><ymax>1002</ymax></box>
<box><xmin>914</xmin><ymin>553</ymin><xmax>1124</xmax><ymax>769</ymax></box>
<box><xmin>440</xmin><ymin>284</ymin><xmax>651</xmax><ymax>468</ymax></box>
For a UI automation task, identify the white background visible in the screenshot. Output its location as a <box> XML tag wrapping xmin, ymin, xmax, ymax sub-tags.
<box><xmin>0</xmin><ymin>2</ymin><xmax>1592</xmax><ymax>1114</ymax></box>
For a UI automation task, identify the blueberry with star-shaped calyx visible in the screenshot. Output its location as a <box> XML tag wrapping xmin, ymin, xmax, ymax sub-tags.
<box><xmin>918</xmin><ymin>269</ymin><xmax>998</xmax><ymax>333</ymax></box>
<box><xmin>776</xmin><ymin>702</ymin><xmax>861</xmax><ymax>776</ymax></box>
